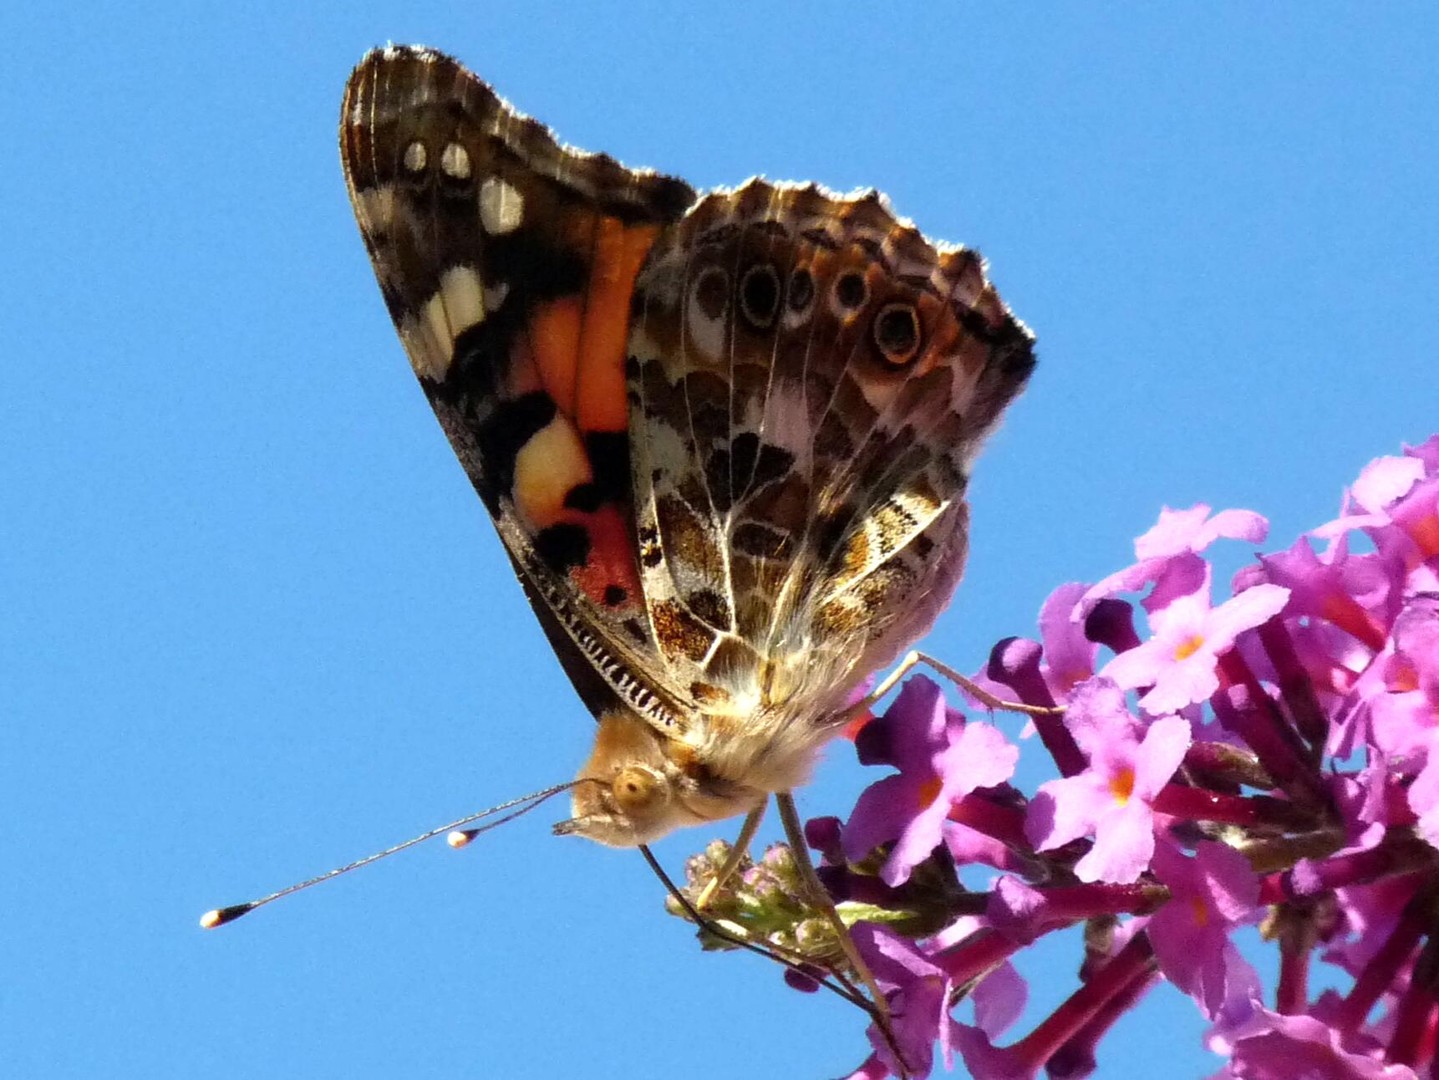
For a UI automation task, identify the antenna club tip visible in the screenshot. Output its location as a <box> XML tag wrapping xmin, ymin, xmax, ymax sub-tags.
<box><xmin>199</xmin><ymin>903</ymin><xmax>253</xmax><ymax>929</ymax></box>
<box><xmin>446</xmin><ymin>830</ymin><xmax>475</xmax><ymax>849</ymax></box>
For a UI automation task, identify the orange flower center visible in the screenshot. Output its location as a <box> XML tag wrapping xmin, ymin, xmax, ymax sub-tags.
<box><xmin>1190</xmin><ymin>896</ymin><xmax>1211</xmax><ymax>928</ymax></box>
<box><xmin>1389</xmin><ymin>657</ymin><xmax>1420</xmax><ymax>694</ymax></box>
<box><xmin>1109</xmin><ymin>766</ymin><xmax>1136</xmax><ymax>806</ymax></box>
<box><xmin>917</xmin><ymin>775</ymin><xmax>944</xmax><ymax>810</ymax></box>
<box><xmin>1173</xmin><ymin>634</ymin><xmax>1206</xmax><ymax>661</ymax></box>
<box><xmin>1409</xmin><ymin>511</ymin><xmax>1439</xmax><ymax>559</ymax></box>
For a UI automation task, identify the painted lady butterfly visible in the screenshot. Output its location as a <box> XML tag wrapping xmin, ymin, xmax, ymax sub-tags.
<box><xmin>340</xmin><ymin>46</ymin><xmax>1035</xmax><ymax>850</ymax></box>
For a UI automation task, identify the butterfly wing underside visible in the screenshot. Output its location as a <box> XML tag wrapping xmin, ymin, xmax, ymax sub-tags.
<box><xmin>340</xmin><ymin>46</ymin><xmax>1035</xmax><ymax>786</ymax></box>
<box><xmin>340</xmin><ymin>46</ymin><xmax>699</xmax><ymax>731</ymax></box>
<box><xmin>623</xmin><ymin>183</ymin><xmax>1036</xmax><ymax>732</ymax></box>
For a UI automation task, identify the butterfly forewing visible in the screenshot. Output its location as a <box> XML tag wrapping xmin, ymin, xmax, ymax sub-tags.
<box><xmin>341</xmin><ymin>46</ymin><xmax>698</xmax><ymax>732</ymax></box>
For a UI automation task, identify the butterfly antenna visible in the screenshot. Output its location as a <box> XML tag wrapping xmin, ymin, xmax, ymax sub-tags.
<box><xmin>199</xmin><ymin>782</ymin><xmax>578</xmax><ymax>928</ymax></box>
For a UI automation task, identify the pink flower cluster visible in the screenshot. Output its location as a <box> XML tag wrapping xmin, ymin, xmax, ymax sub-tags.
<box><xmin>823</xmin><ymin>436</ymin><xmax>1439</xmax><ymax>1078</ymax></box>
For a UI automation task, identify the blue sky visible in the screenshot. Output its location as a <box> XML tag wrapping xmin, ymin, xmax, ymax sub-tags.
<box><xmin>4</xmin><ymin>4</ymin><xmax>1436</xmax><ymax>1078</ymax></box>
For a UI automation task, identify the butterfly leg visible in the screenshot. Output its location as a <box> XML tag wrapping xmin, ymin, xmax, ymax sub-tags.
<box><xmin>695</xmin><ymin>804</ymin><xmax>766</xmax><ymax>911</ymax></box>
<box><xmin>640</xmin><ymin>844</ymin><xmax>876</xmax><ymax>1003</ymax></box>
<box><xmin>859</xmin><ymin>649</ymin><xmax>1064</xmax><ymax>718</ymax></box>
<box><xmin>775</xmin><ymin>792</ymin><xmax>911</xmax><ymax>1078</ymax></box>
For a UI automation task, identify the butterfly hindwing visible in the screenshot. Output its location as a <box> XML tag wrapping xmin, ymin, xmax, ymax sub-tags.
<box><xmin>625</xmin><ymin>181</ymin><xmax>1035</xmax><ymax>724</ymax></box>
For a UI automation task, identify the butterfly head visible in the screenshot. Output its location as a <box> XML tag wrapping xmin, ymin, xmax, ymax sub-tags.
<box><xmin>554</xmin><ymin>708</ymin><xmax>764</xmax><ymax>847</ymax></box>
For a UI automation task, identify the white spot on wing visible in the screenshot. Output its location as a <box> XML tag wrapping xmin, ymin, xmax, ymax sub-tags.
<box><xmin>399</xmin><ymin>310</ymin><xmax>450</xmax><ymax>381</ymax></box>
<box><xmin>400</xmin><ymin>266</ymin><xmax>490</xmax><ymax>381</ymax></box>
<box><xmin>479</xmin><ymin>177</ymin><xmax>524</xmax><ymax>234</ymax></box>
<box><xmin>440</xmin><ymin>265</ymin><xmax>486</xmax><ymax>338</ymax></box>
<box><xmin>755</xmin><ymin>387</ymin><xmax>814</xmax><ymax>469</ymax></box>
<box><xmin>440</xmin><ymin>142</ymin><xmax>471</xmax><ymax>181</ymax></box>
<box><xmin>354</xmin><ymin>186</ymin><xmax>397</xmax><ymax>231</ymax></box>
<box><xmin>513</xmin><ymin>416</ymin><xmax>591</xmax><ymax>528</ymax></box>
<box><xmin>684</xmin><ymin>267</ymin><xmax>727</xmax><ymax>361</ymax></box>
<box><xmin>403</xmin><ymin>141</ymin><xmax>427</xmax><ymax>175</ymax></box>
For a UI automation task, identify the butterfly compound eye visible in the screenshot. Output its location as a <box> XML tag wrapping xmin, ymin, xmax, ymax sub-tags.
<box><xmin>872</xmin><ymin>302</ymin><xmax>922</xmax><ymax>367</ymax></box>
<box><xmin>612</xmin><ymin>766</ymin><xmax>665</xmax><ymax>814</ymax></box>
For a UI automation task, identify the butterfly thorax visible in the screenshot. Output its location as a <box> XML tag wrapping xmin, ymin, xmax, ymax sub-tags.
<box><xmin>561</xmin><ymin>672</ymin><xmax>850</xmax><ymax>848</ymax></box>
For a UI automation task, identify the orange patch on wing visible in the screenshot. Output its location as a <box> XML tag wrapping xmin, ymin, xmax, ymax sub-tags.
<box><xmin>530</xmin><ymin>297</ymin><xmax>583</xmax><ymax>414</ymax></box>
<box><xmin>508</xmin><ymin>214</ymin><xmax>655</xmax><ymax>612</ymax></box>
<box><xmin>569</xmin><ymin>505</ymin><xmax>643</xmax><ymax>608</ymax></box>
<box><xmin>504</xmin><ymin>334</ymin><xmax>544</xmax><ymax>397</ymax></box>
<box><xmin>913</xmin><ymin>293</ymin><xmax>959</xmax><ymax>376</ymax></box>
<box><xmin>576</xmin><ymin>219</ymin><xmax>659</xmax><ymax>434</ymax></box>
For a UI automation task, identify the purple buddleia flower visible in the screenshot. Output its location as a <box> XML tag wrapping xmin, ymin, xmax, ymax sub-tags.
<box><xmin>1367</xmin><ymin>597</ymin><xmax>1439</xmax><ymax>767</ymax></box>
<box><xmin>1216</xmin><ymin>1008</ymin><xmax>1420</xmax><ymax>1080</ymax></box>
<box><xmin>1082</xmin><ymin>504</ymin><xmax>1268</xmax><ymax>616</ymax></box>
<box><xmin>968</xmin><ymin>583</ymin><xmax>1100</xmax><ymax>711</ymax></box>
<box><xmin>1351</xmin><ymin>453</ymin><xmax>1429</xmax><ymax>518</ymax></box>
<box><xmin>673</xmin><ymin>434</ymin><xmax>1439</xmax><ymax>1079</ymax></box>
<box><xmin>1410</xmin><ymin>435</ymin><xmax>1439</xmax><ymax>473</ymax></box>
<box><xmin>1258</xmin><ymin>534</ymin><xmax>1397</xmax><ymax>650</ymax></box>
<box><xmin>1025</xmin><ymin>679</ymin><xmax>1190</xmax><ymax>883</ymax></box>
<box><xmin>1038</xmin><ymin>582</ymin><xmax>1099</xmax><ymax>697</ymax></box>
<box><xmin>840</xmin><ymin>1056</ymin><xmax>891</xmax><ymax>1080</ymax></box>
<box><xmin>1147</xmin><ymin>841</ymin><xmax>1262</xmax><ymax>1024</ymax></box>
<box><xmin>1362</xmin><ymin>596</ymin><xmax>1439</xmax><ymax>846</ymax></box>
<box><xmin>1408</xmin><ymin>758</ymin><xmax>1439</xmax><ymax>849</ymax></box>
<box><xmin>1324</xmin><ymin>443</ymin><xmax>1439</xmax><ymax>595</ymax></box>
<box><xmin>842</xmin><ymin>676</ymin><xmax>1018</xmax><ymax>886</ymax></box>
<box><xmin>985</xmin><ymin>874</ymin><xmax>1049</xmax><ymax>944</ymax></box>
<box><xmin>849</xmin><ymin>923</ymin><xmax>958</xmax><ymax>1080</ymax></box>
<box><xmin>970</xmin><ymin>956</ymin><xmax>1027</xmax><ymax>1042</ymax></box>
<box><xmin>1101</xmin><ymin>582</ymin><xmax>1290</xmax><ymax>714</ymax></box>
<box><xmin>1252</xmin><ymin>533</ymin><xmax>1400</xmax><ymax>756</ymax></box>
<box><xmin>951</xmin><ymin>1026</ymin><xmax>1039</xmax><ymax>1080</ymax></box>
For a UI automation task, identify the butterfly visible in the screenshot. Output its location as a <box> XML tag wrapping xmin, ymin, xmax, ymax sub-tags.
<box><xmin>339</xmin><ymin>45</ymin><xmax>1035</xmax><ymax>851</ymax></box>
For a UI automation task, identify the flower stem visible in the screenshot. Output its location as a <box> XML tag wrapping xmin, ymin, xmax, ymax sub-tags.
<box><xmin>1273</xmin><ymin>905</ymin><xmax>1316</xmax><ymax>1014</ymax></box>
<box><xmin>1255</xmin><ymin>619</ymin><xmax>1329</xmax><ymax>755</ymax></box>
<box><xmin>1151</xmin><ymin>783</ymin><xmax>1308</xmax><ymax>828</ymax></box>
<box><xmin>946</xmin><ymin>793</ymin><xmax>1029</xmax><ymax>848</ymax></box>
<box><xmin>998</xmin><ymin>932</ymin><xmax>1158</xmax><ymax>1075</ymax></box>
<box><xmin>1259</xmin><ymin>835</ymin><xmax>1437</xmax><ymax>902</ymax></box>
<box><xmin>1212</xmin><ymin>655</ymin><xmax>1328</xmax><ymax>807</ymax></box>
<box><xmin>1046</xmin><ymin>951</ymin><xmax>1159</xmax><ymax>1078</ymax></box>
<box><xmin>933</xmin><ymin>927</ymin><xmax>1022</xmax><ymax>986</ymax></box>
<box><xmin>1333</xmin><ymin>886</ymin><xmax>1428</xmax><ymax>1034</ymax></box>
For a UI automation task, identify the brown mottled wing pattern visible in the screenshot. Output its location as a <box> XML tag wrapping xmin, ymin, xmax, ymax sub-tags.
<box><xmin>626</xmin><ymin>181</ymin><xmax>1035</xmax><ymax>723</ymax></box>
<box><xmin>340</xmin><ymin>47</ymin><xmax>700</xmax><ymax>731</ymax></box>
<box><xmin>341</xmin><ymin>46</ymin><xmax>1035</xmax><ymax>754</ymax></box>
